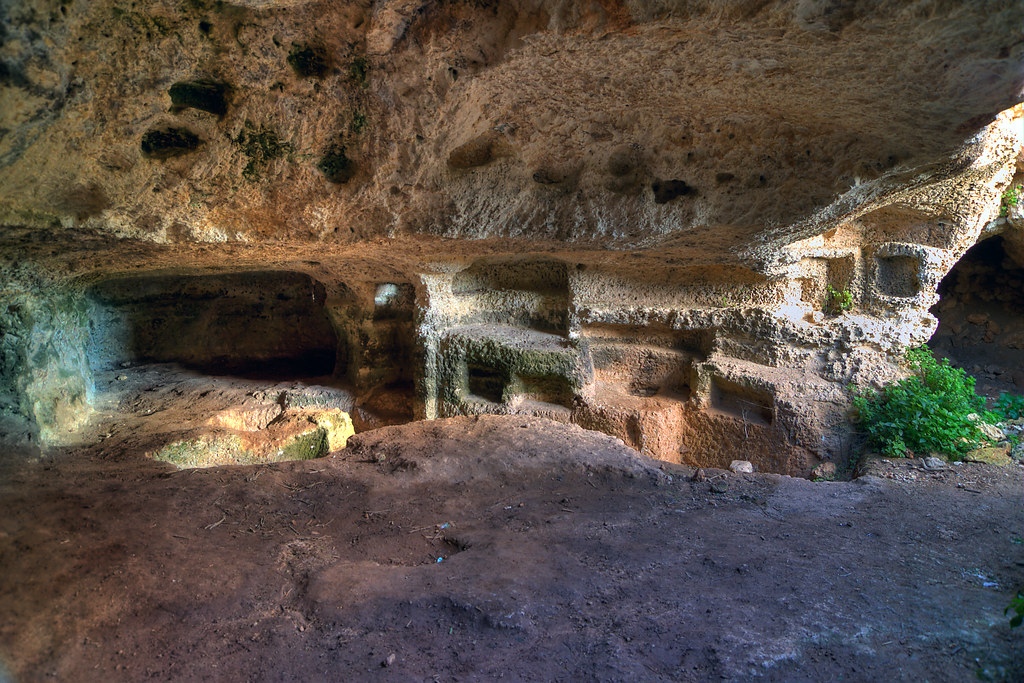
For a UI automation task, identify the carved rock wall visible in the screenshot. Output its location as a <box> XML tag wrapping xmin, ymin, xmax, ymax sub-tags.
<box><xmin>0</xmin><ymin>1</ymin><xmax>1023</xmax><ymax>473</ymax></box>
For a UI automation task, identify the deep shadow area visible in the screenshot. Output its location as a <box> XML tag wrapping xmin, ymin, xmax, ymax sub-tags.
<box><xmin>929</xmin><ymin>235</ymin><xmax>1024</xmax><ymax>393</ymax></box>
<box><xmin>87</xmin><ymin>271</ymin><xmax>340</xmax><ymax>380</ymax></box>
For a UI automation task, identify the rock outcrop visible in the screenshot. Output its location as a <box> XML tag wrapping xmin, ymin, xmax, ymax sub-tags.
<box><xmin>0</xmin><ymin>0</ymin><xmax>1022</xmax><ymax>474</ymax></box>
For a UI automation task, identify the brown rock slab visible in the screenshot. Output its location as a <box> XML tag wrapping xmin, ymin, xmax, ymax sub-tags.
<box><xmin>964</xmin><ymin>445</ymin><xmax>1013</xmax><ymax>466</ymax></box>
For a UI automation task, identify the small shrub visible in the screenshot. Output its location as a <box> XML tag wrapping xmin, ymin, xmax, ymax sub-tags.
<box><xmin>1000</xmin><ymin>184</ymin><xmax>1022</xmax><ymax>217</ymax></box>
<box><xmin>851</xmin><ymin>345</ymin><xmax>995</xmax><ymax>459</ymax></box>
<box><xmin>823</xmin><ymin>286</ymin><xmax>853</xmax><ymax>316</ymax></box>
<box><xmin>1008</xmin><ymin>590</ymin><xmax>1024</xmax><ymax>628</ymax></box>
<box><xmin>993</xmin><ymin>392</ymin><xmax>1024</xmax><ymax>420</ymax></box>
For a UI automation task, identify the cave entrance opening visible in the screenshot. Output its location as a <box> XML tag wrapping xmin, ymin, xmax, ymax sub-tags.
<box><xmin>928</xmin><ymin>234</ymin><xmax>1024</xmax><ymax>396</ymax></box>
<box><xmin>82</xmin><ymin>271</ymin><xmax>360</xmax><ymax>468</ymax></box>
<box><xmin>86</xmin><ymin>271</ymin><xmax>341</xmax><ymax>381</ymax></box>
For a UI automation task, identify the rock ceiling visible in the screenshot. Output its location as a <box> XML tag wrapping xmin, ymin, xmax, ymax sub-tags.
<box><xmin>0</xmin><ymin>0</ymin><xmax>1021</xmax><ymax>262</ymax></box>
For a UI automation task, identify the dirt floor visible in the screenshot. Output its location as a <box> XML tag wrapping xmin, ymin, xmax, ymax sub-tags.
<box><xmin>1</xmin><ymin>384</ymin><xmax>1023</xmax><ymax>681</ymax></box>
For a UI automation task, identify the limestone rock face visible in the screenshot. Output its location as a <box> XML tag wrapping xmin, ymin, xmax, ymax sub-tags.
<box><xmin>0</xmin><ymin>0</ymin><xmax>1021</xmax><ymax>246</ymax></box>
<box><xmin>0</xmin><ymin>0</ymin><xmax>1023</xmax><ymax>475</ymax></box>
<box><xmin>152</xmin><ymin>407</ymin><xmax>354</xmax><ymax>469</ymax></box>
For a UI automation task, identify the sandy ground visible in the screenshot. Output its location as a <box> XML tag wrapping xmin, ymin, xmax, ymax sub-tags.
<box><xmin>1</xmin><ymin>386</ymin><xmax>1023</xmax><ymax>681</ymax></box>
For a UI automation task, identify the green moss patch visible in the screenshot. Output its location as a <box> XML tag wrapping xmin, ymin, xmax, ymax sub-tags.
<box><xmin>151</xmin><ymin>409</ymin><xmax>352</xmax><ymax>469</ymax></box>
<box><xmin>152</xmin><ymin>427</ymin><xmax>331</xmax><ymax>469</ymax></box>
<box><xmin>152</xmin><ymin>433</ymin><xmax>253</xmax><ymax>468</ymax></box>
<box><xmin>964</xmin><ymin>446</ymin><xmax>1014</xmax><ymax>466</ymax></box>
<box><xmin>350</xmin><ymin>111</ymin><xmax>368</xmax><ymax>136</ymax></box>
<box><xmin>280</xmin><ymin>427</ymin><xmax>329</xmax><ymax>461</ymax></box>
<box><xmin>349</xmin><ymin>56</ymin><xmax>369</xmax><ymax>88</ymax></box>
<box><xmin>306</xmin><ymin>410</ymin><xmax>355</xmax><ymax>451</ymax></box>
<box><xmin>233</xmin><ymin>121</ymin><xmax>293</xmax><ymax>181</ymax></box>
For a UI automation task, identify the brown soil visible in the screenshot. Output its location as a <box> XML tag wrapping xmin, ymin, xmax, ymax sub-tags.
<box><xmin>1</xmin><ymin>410</ymin><xmax>1023</xmax><ymax>681</ymax></box>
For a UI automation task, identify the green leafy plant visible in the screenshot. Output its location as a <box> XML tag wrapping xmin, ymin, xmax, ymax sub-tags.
<box><xmin>823</xmin><ymin>286</ymin><xmax>853</xmax><ymax>316</ymax></box>
<box><xmin>1000</xmin><ymin>184</ymin><xmax>1022</xmax><ymax>217</ymax></box>
<box><xmin>992</xmin><ymin>392</ymin><xmax>1024</xmax><ymax>420</ymax></box>
<box><xmin>851</xmin><ymin>345</ymin><xmax>995</xmax><ymax>459</ymax></box>
<box><xmin>1007</xmin><ymin>590</ymin><xmax>1024</xmax><ymax>628</ymax></box>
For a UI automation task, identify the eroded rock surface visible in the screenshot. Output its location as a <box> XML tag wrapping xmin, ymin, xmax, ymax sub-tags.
<box><xmin>0</xmin><ymin>1</ymin><xmax>1023</xmax><ymax>475</ymax></box>
<box><xmin>1</xmin><ymin>0</ymin><xmax>1021</xmax><ymax>244</ymax></box>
